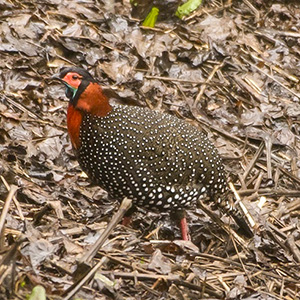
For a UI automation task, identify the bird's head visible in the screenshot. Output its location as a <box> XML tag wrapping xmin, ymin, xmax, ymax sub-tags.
<box><xmin>54</xmin><ymin>67</ymin><xmax>112</xmax><ymax>149</ymax></box>
<box><xmin>55</xmin><ymin>67</ymin><xmax>111</xmax><ymax>116</ymax></box>
<box><xmin>58</xmin><ymin>67</ymin><xmax>96</xmax><ymax>105</ymax></box>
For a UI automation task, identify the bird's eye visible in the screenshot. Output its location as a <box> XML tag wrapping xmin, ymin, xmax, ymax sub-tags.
<box><xmin>72</xmin><ymin>75</ymin><xmax>79</xmax><ymax>80</ymax></box>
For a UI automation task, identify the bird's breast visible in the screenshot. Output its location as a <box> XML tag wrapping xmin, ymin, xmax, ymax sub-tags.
<box><xmin>67</xmin><ymin>104</ymin><xmax>82</xmax><ymax>149</ymax></box>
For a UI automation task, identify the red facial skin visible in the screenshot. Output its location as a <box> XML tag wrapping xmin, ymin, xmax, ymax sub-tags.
<box><xmin>62</xmin><ymin>72</ymin><xmax>82</xmax><ymax>89</ymax></box>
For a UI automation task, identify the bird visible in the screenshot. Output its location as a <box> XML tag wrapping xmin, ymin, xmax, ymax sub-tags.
<box><xmin>55</xmin><ymin>66</ymin><xmax>252</xmax><ymax>240</ymax></box>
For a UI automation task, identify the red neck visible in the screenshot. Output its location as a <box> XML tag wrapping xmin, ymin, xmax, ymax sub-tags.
<box><xmin>75</xmin><ymin>82</ymin><xmax>112</xmax><ymax>117</ymax></box>
<box><xmin>67</xmin><ymin>105</ymin><xmax>82</xmax><ymax>149</ymax></box>
<box><xmin>67</xmin><ymin>82</ymin><xmax>112</xmax><ymax>149</ymax></box>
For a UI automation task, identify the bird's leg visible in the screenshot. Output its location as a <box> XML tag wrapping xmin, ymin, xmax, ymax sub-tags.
<box><xmin>122</xmin><ymin>206</ymin><xmax>135</xmax><ymax>226</ymax></box>
<box><xmin>177</xmin><ymin>210</ymin><xmax>190</xmax><ymax>241</ymax></box>
<box><xmin>122</xmin><ymin>216</ymin><xmax>132</xmax><ymax>226</ymax></box>
<box><xmin>180</xmin><ymin>216</ymin><xmax>190</xmax><ymax>241</ymax></box>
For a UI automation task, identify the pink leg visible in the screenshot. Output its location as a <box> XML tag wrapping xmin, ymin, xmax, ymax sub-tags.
<box><xmin>180</xmin><ymin>217</ymin><xmax>190</xmax><ymax>241</ymax></box>
<box><xmin>122</xmin><ymin>216</ymin><xmax>132</xmax><ymax>226</ymax></box>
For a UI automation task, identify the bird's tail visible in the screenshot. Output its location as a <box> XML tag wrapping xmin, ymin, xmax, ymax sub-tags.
<box><xmin>216</xmin><ymin>189</ymin><xmax>254</xmax><ymax>237</ymax></box>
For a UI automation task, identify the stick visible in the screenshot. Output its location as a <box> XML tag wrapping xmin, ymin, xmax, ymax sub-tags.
<box><xmin>64</xmin><ymin>198</ymin><xmax>132</xmax><ymax>298</ymax></box>
<box><xmin>63</xmin><ymin>257</ymin><xmax>108</xmax><ymax>300</ymax></box>
<box><xmin>79</xmin><ymin>197</ymin><xmax>132</xmax><ymax>264</ymax></box>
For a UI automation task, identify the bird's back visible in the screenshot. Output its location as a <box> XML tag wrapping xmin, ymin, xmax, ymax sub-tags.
<box><xmin>78</xmin><ymin>104</ymin><xmax>228</xmax><ymax>210</ymax></box>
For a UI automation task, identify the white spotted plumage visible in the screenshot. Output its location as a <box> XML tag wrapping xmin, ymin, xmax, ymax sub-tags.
<box><xmin>78</xmin><ymin>104</ymin><xmax>227</xmax><ymax>210</ymax></box>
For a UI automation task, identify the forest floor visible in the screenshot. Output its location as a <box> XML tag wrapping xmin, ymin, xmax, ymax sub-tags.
<box><xmin>0</xmin><ymin>0</ymin><xmax>300</xmax><ymax>299</ymax></box>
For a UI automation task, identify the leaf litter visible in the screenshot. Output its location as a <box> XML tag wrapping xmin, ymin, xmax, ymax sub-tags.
<box><xmin>0</xmin><ymin>0</ymin><xmax>300</xmax><ymax>299</ymax></box>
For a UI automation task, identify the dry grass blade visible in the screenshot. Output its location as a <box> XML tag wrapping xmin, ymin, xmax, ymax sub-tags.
<box><xmin>0</xmin><ymin>185</ymin><xmax>18</xmax><ymax>235</ymax></box>
<box><xmin>194</xmin><ymin>61</ymin><xmax>224</xmax><ymax>106</ymax></box>
<box><xmin>242</xmin><ymin>142</ymin><xmax>264</xmax><ymax>181</ymax></box>
<box><xmin>240</xmin><ymin>56</ymin><xmax>300</xmax><ymax>99</ymax></box>
<box><xmin>0</xmin><ymin>176</ymin><xmax>24</xmax><ymax>221</ymax></box>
